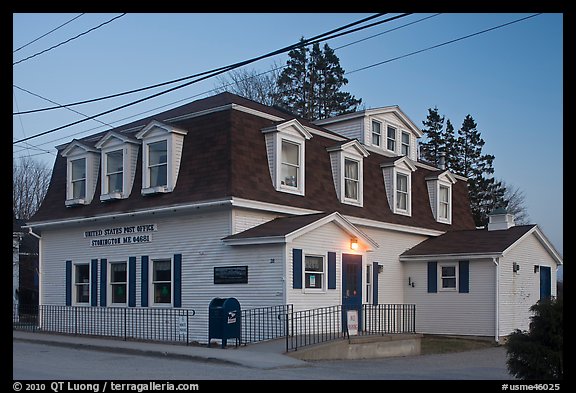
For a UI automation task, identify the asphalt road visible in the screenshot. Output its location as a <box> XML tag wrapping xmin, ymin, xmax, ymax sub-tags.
<box><xmin>13</xmin><ymin>341</ymin><xmax>515</xmax><ymax>380</ymax></box>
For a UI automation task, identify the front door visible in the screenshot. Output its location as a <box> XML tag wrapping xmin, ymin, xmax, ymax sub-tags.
<box><xmin>342</xmin><ymin>253</ymin><xmax>362</xmax><ymax>332</ymax></box>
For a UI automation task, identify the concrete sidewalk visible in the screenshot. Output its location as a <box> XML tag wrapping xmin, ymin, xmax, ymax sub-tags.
<box><xmin>13</xmin><ymin>331</ymin><xmax>306</xmax><ymax>370</ymax></box>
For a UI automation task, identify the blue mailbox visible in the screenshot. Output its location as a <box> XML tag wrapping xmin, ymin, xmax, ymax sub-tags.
<box><xmin>208</xmin><ymin>297</ymin><xmax>241</xmax><ymax>348</ymax></box>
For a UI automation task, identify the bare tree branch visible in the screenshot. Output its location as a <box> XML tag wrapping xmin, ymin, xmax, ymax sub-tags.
<box><xmin>13</xmin><ymin>156</ymin><xmax>52</xmax><ymax>220</ymax></box>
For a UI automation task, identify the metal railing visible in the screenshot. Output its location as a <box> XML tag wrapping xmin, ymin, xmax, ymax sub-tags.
<box><xmin>241</xmin><ymin>304</ymin><xmax>293</xmax><ymax>345</ymax></box>
<box><xmin>13</xmin><ymin>304</ymin><xmax>195</xmax><ymax>344</ymax></box>
<box><xmin>285</xmin><ymin>304</ymin><xmax>416</xmax><ymax>352</ymax></box>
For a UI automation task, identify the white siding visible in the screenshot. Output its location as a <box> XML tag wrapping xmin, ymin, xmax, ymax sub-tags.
<box><xmin>322</xmin><ymin>118</ymin><xmax>363</xmax><ymax>141</ymax></box>
<box><xmin>498</xmin><ymin>233</ymin><xmax>558</xmax><ymax>338</ymax></box>
<box><xmin>328</xmin><ymin>151</ymin><xmax>341</xmax><ymax>199</ymax></box>
<box><xmin>403</xmin><ymin>259</ymin><xmax>496</xmax><ymax>337</ymax></box>
<box><xmin>126</xmin><ymin>143</ymin><xmax>139</xmax><ymax>195</ymax></box>
<box><xmin>427</xmin><ymin>180</ymin><xmax>437</xmax><ymax>218</ymax></box>
<box><xmin>264</xmin><ymin>133</ymin><xmax>275</xmax><ymax>185</ymax></box>
<box><xmin>287</xmin><ymin>222</ymin><xmax>360</xmax><ymax>311</ymax></box>
<box><xmin>232</xmin><ymin>208</ymin><xmax>282</xmax><ymax>235</ymax></box>
<box><xmin>40</xmin><ymin>208</ymin><xmax>284</xmax><ymax>343</ymax></box>
<box><xmin>382</xmin><ymin>166</ymin><xmax>393</xmax><ymax>209</ymax></box>
<box><xmin>360</xmin><ymin>227</ymin><xmax>427</xmax><ymax>304</ymax></box>
<box><xmin>171</xmin><ymin>134</ymin><xmax>185</xmax><ymax>188</ymax></box>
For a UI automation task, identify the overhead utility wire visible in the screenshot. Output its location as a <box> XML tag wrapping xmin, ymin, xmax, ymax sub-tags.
<box><xmin>14</xmin><ymin>13</ymin><xmax>405</xmax><ymax>115</ymax></box>
<box><xmin>13</xmin><ymin>13</ymin><xmax>412</xmax><ymax>145</ymax></box>
<box><xmin>13</xmin><ymin>13</ymin><xmax>85</xmax><ymax>54</ymax></box>
<box><xmin>346</xmin><ymin>13</ymin><xmax>542</xmax><ymax>75</ymax></box>
<box><xmin>13</xmin><ymin>13</ymin><xmax>126</xmax><ymax>66</ymax></box>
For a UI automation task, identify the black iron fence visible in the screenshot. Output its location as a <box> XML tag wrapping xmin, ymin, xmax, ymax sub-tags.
<box><xmin>241</xmin><ymin>304</ymin><xmax>293</xmax><ymax>345</ymax></box>
<box><xmin>285</xmin><ymin>304</ymin><xmax>416</xmax><ymax>352</ymax></box>
<box><xmin>13</xmin><ymin>304</ymin><xmax>195</xmax><ymax>344</ymax></box>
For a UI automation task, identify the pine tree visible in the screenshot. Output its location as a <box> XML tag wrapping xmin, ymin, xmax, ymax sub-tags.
<box><xmin>443</xmin><ymin>119</ymin><xmax>459</xmax><ymax>170</ymax></box>
<box><xmin>276</xmin><ymin>40</ymin><xmax>361</xmax><ymax>121</ymax></box>
<box><xmin>420</xmin><ymin>107</ymin><xmax>445</xmax><ymax>166</ymax></box>
<box><xmin>452</xmin><ymin>115</ymin><xmax>507</xmax><ymax>226</ymax></box>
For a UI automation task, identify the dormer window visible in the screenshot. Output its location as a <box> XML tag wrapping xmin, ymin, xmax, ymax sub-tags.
<box><xmin>136</xmin><ymin>120</ymin><xmax>187</xmax><ymax>195</ymax></box>
<box><xmin>71</xmin><ymin>158</ymin><xmax>86</xmax><ymax>199</ymax></box>
<box><xmin>387</xmin><ymin>125</ymin><xmax>396</xmax><ymax>152</ymax></box>
<box><xmin>262</xmin><ymin>119</ymin><xmax>312</xmax><ymax>196</ymax></box>
<box><xmin>381</xmin><ymin>156</ymin><xmax>417</xmax><ymax>216</ymax></box>
<box><xmin>327</xmin><ymin>140</ymin><xmax>369</xmax><ymax>207</ymax></box>
<box><xmin>371</xmin><ymin>120</ymin><xmax>382</xmax><ymax>147</ymax></box>
<box><xmin>61</xmin><ymin>139</ymin><xmax>100</xmax><ymax>206</ymax></box>
<box><xmin>95</xmin><ymin>131</ymin><xmax>140</xmax><ymax>201</ymax></box>
<box><xmin>425</xmin><ymin>170</ymin><xmax>457</xmax><ymax>224</ymax></box>
<box><xmin>148</xmin><ymin>140</ymin><xmax>168</xmax><ymax>188</ymax></box>
<box><xmin>401</xmin><ymin>131</ymin><xmax>410</xmax><ymax>156</ymax></box>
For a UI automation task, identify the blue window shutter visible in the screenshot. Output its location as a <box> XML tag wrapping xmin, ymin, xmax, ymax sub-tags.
<box><xmin>373</xmin><ymin>262</ymin><xmax>379</xmax><ymax>305</ymax></box>
<box><xmin>327</xmin><ymin>252</ymin><xmax>336</xmax><ymax>289</ymax></box>
<box><xmin>293</xmin><ymin>249</ymin><xmax>302</xmax><ymax>289</ymax></box>
<box><xmin>65</xmin><ymin>260</ymin><xmax>72</xmax><ymax>306</ymax></box>
<box><xmin>174</xmin><ymin>254</ymin><xmax>182</xmax><ymax>308</ymax></box>
<box><xmin>459</xmin><ymin>260</ymin><xmax>469</xmax><ymax>293</ymax></box>
<box><xmin>91</xmin><ymin>259</ymin><xmax>98</xmax><ymax>307</ymax></box>
<box><xmin>128</xmin><ymin>257</ymin><xmax>136</xmax><ymax>307</ymax></box>
<box><xmin>427</xmin><ymin>261</ymin><xmax>437</xmax><ymax>293</ymax></box>
<box><xmin>141</xmin><ymin>256</ymin><xmax>149</xmax><ymax>307</ymax></box>
<box><xmin>100</xmin><ymin>259</ymin><xmax>107</xmax><ymax>306</ymax></box>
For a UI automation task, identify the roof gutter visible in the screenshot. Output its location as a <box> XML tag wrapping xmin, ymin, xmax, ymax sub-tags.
<box><xmin>493</xmin><ymin>257</ymin><xmax>500</xmax><ymax>343</ymax></box>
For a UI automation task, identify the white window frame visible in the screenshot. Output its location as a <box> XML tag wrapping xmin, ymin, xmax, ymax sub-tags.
<box><xmin>386</xmin><ymin>125</ymin><xmax>397</xmax><ymax>152</ymax></box>
<box><xmin>365</xmin><ymin>264</ymin><xmax>373</xmax><ymax>304</ymax></box>
<box><xmin>279</xmin><ymin>136</ymin><xmax>304</xmax><ymax>194</ymax></box>
<box><xmin>395</xmin><ymin>172</ymin><xmax>409</xmax><ymax>213</ymax></box>
<box><xmin>303</xmin><ymin>254</ymin><xmax>326</xmax><ymax>292</ymax></box>
<box><xmin>439</xmin><ymin>263</ymin><xmax>458</xmax><ymax>292</ymax></box>
<box><xmin>145</xmin><ymin>139</ymin><xmax>169</xmax><ymax>190</ymax></box>
<box><xmin>438</xmin><ymin>184</ymin><xmax>451</xmax><ymax>223</ymax></box>
<box><xmin>108</xmin><ymin>261</ymin><xmax>128</xmax><ymax>306</ymax></box>
<box><xmin>70</xmin><ymin>158</ymin><xmax>87</xmax><ymax>201</ymax></box>
<box><xmin>73</xmin><ymin>263</ymin><xmax>90</xmax><ymax>306</ymax></box>
<box><xmin>393</xmin><ymin>169</ymin><xmax>412</xmax><ymax>216</ymax></box>
<box><xmin>401</xmin><ymin>131</ymin><xmax>410</xmax><ymax>156</ymax></box>
<box><xmin>371</xmin><ymin>120</ymin><xmax>382</xmax><ymax>147</ymax></box>
<box><xmin>100</xmin><ymin>148</ymin><xmax>125</xmax><ymax>200</ymax></box>
<box><xmin>343</xmin><ymin>158</ymin><xmax>360</xmax><ymax>203</ymax></box>
<box><xmin>149</xmin><ymin>257</ymin><xmax>173</xmax><ymax>307</ymax></box>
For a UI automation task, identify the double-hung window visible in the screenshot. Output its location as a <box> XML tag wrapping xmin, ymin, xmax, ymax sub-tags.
<box><xmin>304</xmin><ymin>255</ymin><xmax>324</xmax><ymax>289</ymax></box>
<box><xmin>109</xmin><ymin>262</ymin><xmax>127</xmax><ymax>305</ymax></box>
<box><xmin>71</xmin><ymin>158</ymin><xmax>86</xmax><ymax>200</ymax></box>
<box><xmin>439</xmin><ymin>185</ymin><xmax>450</xmax><ymax>220</ymax></box>
<box><xmin>372</xmin><ymin>120</ymin><xmax>382</xmax><ymax>147</ymax></box>
<box><xmin>152</xmin><ymin>259</ymin><xmax>172</xmax><ymax>305</ymax></box>
<box><xmin>366</xmin><ymin>264</ymin><xmax>373</xmax><ymax>304</ymax></box>
<box><xmin>401</xmin><ymin>132</ymin><xmax>410</xmax><ymax>156</ymax></box>
<box><xmin>344</xmin><ymin>159</ymin><xmax>360</xmax><ymax>201</ymax></box>
<box><xmin>396</xmin><ymin>173</ymin><xmax>409</xmax><ymax>211</ymax></box>
<box><xmin>148</xmin><ymin>141</ymin><xmax>168</xmax><ymax>188</ymax></box>
<box><xmin>74</xmin><ymin>264</ymin><xmax>90</xmax><ymax>304</ymax></box>
<box><xmin>387</xmin><ymin>126</ymin><xmax>396</xmax><ymax>152</ymax></box>
<box><xmin>281</xmin><ymin>140</ymin><xmax>300</xmax><ymax>188</ymax></box>
<box><xmin>106</xmin><ymin>150</ymin><xmax>123</xmax><ymax>194</ymax></box>
<box><xmin>440</xmin><ymin>264</ymin><xmax>457</xmax><ymax>290</ymax></box>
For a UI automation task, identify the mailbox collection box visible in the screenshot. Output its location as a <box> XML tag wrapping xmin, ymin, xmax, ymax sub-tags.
<box><xmin>208</xmin><ymin>297</ymin><xmax>241</xmax><ymax>348</ymax></box>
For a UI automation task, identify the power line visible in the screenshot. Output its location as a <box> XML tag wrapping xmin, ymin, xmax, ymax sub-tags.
<box><xmin>13</xmin><ymin>13</ymin><xmax>85</xmax><ymax>54</ymax></box>
<box><xmin>13</xmin><ymin>13</ymin><xmax>412</xmax><ymax>145</ymax></box>
<box><xmin>346</xmin><ymin>13</ymin><xmax>542</xmax><ymax>76</ymax></box>
<box><xmin>13</xmin><ymin>13</ymin><xmax>403</xmax><ymax>116</ymax></box>
<box><xmin>13</xmin><ymin>85</ymin><xmax>114</xmax><ymax>129</ymax></box>
<box><xmin>13</xmin><ymin>13</ymin><xmax>126</xmax><ymax>66</ymax></box>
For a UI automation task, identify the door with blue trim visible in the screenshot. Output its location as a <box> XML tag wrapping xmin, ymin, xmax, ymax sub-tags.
<box><xmin>342</xmin><ymin>253</ymin><xmax>362</xmax><ymax>332</ymax></box>
<box><xmin>540</xmin><ymin>266</ymin><xmax>551</xmax><ymax>300</ymax></box>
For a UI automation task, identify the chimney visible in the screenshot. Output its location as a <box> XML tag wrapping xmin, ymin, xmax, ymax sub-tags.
<box><xmin>487</xmin><ymin>207</ymin><xmax>515</xmax><ymax>231</ymax></box>
<box><xmin>438</xmin><ymin>152</ymin><xmax>446</xmax><ymax>170</ymax></box>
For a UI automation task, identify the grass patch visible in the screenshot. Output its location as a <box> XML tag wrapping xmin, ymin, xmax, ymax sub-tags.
<box><xmin>420</xmin><ymin>336</ymin><xmax>498</xmax><ymax>355</ymax></box>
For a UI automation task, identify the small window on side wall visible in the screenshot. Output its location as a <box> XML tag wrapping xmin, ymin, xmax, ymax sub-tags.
<box><xmin>304</xmin><ymin>255</ymin><xmax>324</xmax><ymax>289</ymax></box>
<box><xmin>440</xmin><ymin>264</ymin><xmax>457</xmax><ymax>290</ymax></box>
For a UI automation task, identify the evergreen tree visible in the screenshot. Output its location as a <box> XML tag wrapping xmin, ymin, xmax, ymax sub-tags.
<box><xmin>276</xmin><ymin>40</ymin><xmax>361</xmax><ymax>121</ymax></box>
<box><xmin>443</xmin><ymin>119</ymin><xmax>459</xmax><ymax>170</ymax></box>
<box><xmin>420</xmin><ymin>107</ymin><xmax>445</xmax><ymax>166</ymax></box>
<box><xmin>506</xmin><ymin>297</ymin><xmax>563</xmax><ymax>379</ymax></box>
<box><xmin>452</xmin><ymin>115</ymin><xmax>507</xmax><ymax>226</ymax></box>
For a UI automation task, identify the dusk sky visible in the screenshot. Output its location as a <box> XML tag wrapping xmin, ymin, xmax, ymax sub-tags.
<box><xmin>12</xmin><ymin>13</ymin><xmax>563</xmax><ymax>272</ymax></box>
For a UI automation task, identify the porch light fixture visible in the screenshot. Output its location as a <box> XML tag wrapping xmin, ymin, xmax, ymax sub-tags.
<box><xmin>350</xmin><ymin>237</ymin><xmax>359</xmax><ymax>251</ymax></box>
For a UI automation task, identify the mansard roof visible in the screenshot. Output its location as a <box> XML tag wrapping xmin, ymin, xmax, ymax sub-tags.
<box><xmin>30</xmin><ymin>92</ymin><xmax>475</xmax><ymax>232</ymax></box>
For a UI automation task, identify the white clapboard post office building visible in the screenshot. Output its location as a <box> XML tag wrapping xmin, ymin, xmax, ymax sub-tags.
<box><xmin>26</xmin><ymin>92</ymin><xmax>562</xmax><ymax>343</ymax></box>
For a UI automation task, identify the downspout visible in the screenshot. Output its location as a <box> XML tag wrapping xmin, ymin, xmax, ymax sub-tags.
<box><xmin>28</xmin><ymin>228</ymin><xmax>42</xmax><ymax>307</ymax></box>
<box><xmin>493</xmin><ymin>257</ymin><xmax>500</xmax><ymax>343</ymax></box>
